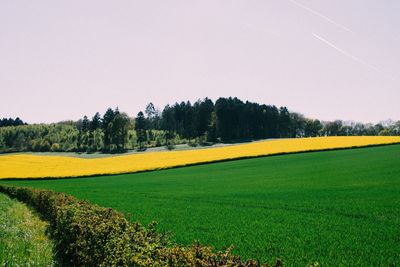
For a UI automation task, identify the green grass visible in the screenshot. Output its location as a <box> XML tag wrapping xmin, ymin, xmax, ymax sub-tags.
<box><xmin>2</xmin><ymin>145</ymin><xmax>400</xmax><ymax>266</ymax></box>
<box><xmin>0</xmin><ymin>193</ymin><xmax>54</xmax><ymax>266</ymax></box>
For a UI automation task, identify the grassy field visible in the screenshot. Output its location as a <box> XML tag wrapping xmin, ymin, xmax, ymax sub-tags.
<box><xmin>0</xmin><ymin>193</ymin><xmax>54</xmax><ymax>266</ymax></box>
<box><xmin>2</xmin><ymin>144</ymin><xmax>400</xmax><ymax>266</ymax></box>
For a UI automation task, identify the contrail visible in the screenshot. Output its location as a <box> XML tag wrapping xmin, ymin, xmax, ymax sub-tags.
<box><xmin>312</xmin><ymin>33</ymin><xmax>396</xmax><ymax>80</ymax></box>
<box><xmin>289</xmin><ymin>0</ymin><xmax>353</xmax><ymax>33</ymax></box>
<box><xmin>312</xmin><ymin>33</ymin><xmax>379</xmax><ymax>71</ymax></box>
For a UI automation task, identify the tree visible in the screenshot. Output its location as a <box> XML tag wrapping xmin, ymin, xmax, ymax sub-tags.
<box><xmin>161</xmin><ymin>105</ymin><xmax>176</xmax><ymax>146</ymax></box>
<box><xmin>108</xmin><ymin>113</ymin><xmax>130</xmax><ymax>151</ymax></box>
<box><xmin>144</xmin><ymin>102</ymin><xmax>162</xmax><ymax>130</ymax></box>
<box><xmin>304</xmin><ymin>119</ymin><xmax>322</xmax><ymax>137</ymax></box>
<box><xmin>195</xmin><ymin>98</ymin><xmax>214</xmax><ymax>138</ymax></box>
<box><xmin>215</xmin><ymin>97</ymin><xmax>244</xmax><ymax>141</ymax></box>
<box><xmin>289</xmin><ymin>112</ymin><xmax>306</xmax><ymax>138</ymax></box>
<box><xmin>135</xmin><ymin>111</ymin><xmax>147</xmax><ymax>150</ymax></box>
<box><xmin>182</xmin><ymin>101</ymin><xmax>196</xmax><ymax>142</ymax></box>
<box><xmin>145</xmin><ymin>103</ymin><xmax>156</xmax><ymax>119</ymax></box>
<box><xmin>262</xmin><ymin>105</ymin><xmax>280</xmax><ymax>138</ymax></box>
<box><xmin>102</xmin><ymin>108</ymin><xmax>116</xmax><ymax>149</ymax></box>
<box><xmin>0</xmin><ymin>117</ymin><xmax>26</xmax><ymax>127</ymax></box>
<box><xmin>14</xmin><ymin>117</ymin><xmax>24</xmax><ymax>126</ymax></box>
<box><xmin>278</xmin><ymin>107</ymin><xmax>291</xmax><ymax>138</ymax></box>
<box><xmin>0</xmin><ymin>134</ymin><xmax>5</xmax><ymax>150</ymax></box>
<box><xmin>82</xmin><ymin>116</ymin><xmax>89</xmax><ymax>132</ymax></box>
<box><xmin>352</xmin><ymin>123</ymin><xmax>366</xmax><ymax>136</ymax></box>
<box><xmin>90</xmin><ymin>112</ymin><xmax>101</xmax><ymax>131</ymax></box>
<box><xmin>206</xmin><ymin>111</ymin><xmax>217</xmax><ymax>142</ymax></box>
<box><xmin>91</xmin><ymin>129</ymin><xmax>104</xmax><ymax>151</ymax></box>
<box><xmin>322</xmin><ymin>120</ymin><xmax>343</xmax><ymax>136</ymax></box>
<box><xmin>390</xmin><ymin>121</ymin><xmax>400</xmax><ymax>135</ymax></box>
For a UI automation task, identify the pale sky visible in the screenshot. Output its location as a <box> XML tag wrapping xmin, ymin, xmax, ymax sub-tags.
<box><xmin>1</xmin><ymin>0</ymin><xmax>399</xmax><ymax>123</ymax></box>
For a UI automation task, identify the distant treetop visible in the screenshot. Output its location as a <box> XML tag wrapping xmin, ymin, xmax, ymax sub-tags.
<box><xmin>0</xmin><ymin>117</ymin><xmax>26</xmax><ymax>127</ymax></box>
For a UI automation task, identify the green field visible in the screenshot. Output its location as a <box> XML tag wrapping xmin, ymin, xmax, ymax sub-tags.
<box><xmin>2</xmin><ymin>145</ymin><xmax>400</xmax><ymax>266</ymax></box>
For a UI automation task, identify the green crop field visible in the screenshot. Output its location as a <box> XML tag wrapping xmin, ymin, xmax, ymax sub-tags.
<box><xmin>2</xmin><ymin>144</ymin><xmax>400</xmax><ymax>266</ymax></box>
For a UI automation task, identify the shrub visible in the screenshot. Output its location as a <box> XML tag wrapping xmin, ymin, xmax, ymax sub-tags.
<box><xmin>0</xmin><ymin>185</ymin><xmax>281</xmax><ymax>267</ymax></box>
<box><xmin>51</xmin><ymin>143</ymin><xmax>61</xmax><ymax>152</ymax></box>
<box><xmin>166</xmin><ymin>144</ymin><xmax>175</xmax><ymax>150</ymax></box>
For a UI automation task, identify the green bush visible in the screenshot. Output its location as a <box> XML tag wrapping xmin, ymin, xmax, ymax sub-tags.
<box><xmin>51</xmin><ymin>143</ymin><xmax>61</xmax><ymax>152</ymax></box>
<box><xmin>0</xmin><ymin>185</ymin><xmax>281</xmax><ymax>267</ymax></box>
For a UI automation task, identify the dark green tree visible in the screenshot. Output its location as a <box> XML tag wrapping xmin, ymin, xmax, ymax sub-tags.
<box><xmin>278</xmin><ymin>107</ymin><xmax>291</xmax><ymax>138</ymax></box>
<box><xmin>289</xmin><ymin>112</ymin><xmax>306</xmax><ymax>138</ymax></box>
<box><xmin>182</xmin><ymin>101</ymin><xmax>196</xmax><ymax>142</ymax></box>
<box><xmin>161</xmin><ymin>105</ymin><xmax>176</xmax><ymax>146</ymax></box>
<box><xmin>304</xmin><ymin>119</ymin><xmax>322</xmax><ymax>137</ymax></box>
<box><xmin>102</xmin><ymin>108</ymin><xmax>116</xmax><ymax>150</ymax></box>
<box><xmin>108</xmin><ymin>113</ymin><xmax>130</xmax><ymax>151</ymax></box>
<box><xmin>90</xmin><ymin>112</ymin><xmax>101</xmax><ymax>131</ymax></box>
<box><xmin>82</xmin><ymin>116</ymin><xmax>89</xmax><ymax>132</ymax></box>
<box><xmin>195</xmin><ymin>98</ymin><xmax>214</xmax><ymax>138</ymax></box>
<box><xmin>135</xmin><ymin>111</ymin><xmax>147</xmax><ymax>150</ymax></box>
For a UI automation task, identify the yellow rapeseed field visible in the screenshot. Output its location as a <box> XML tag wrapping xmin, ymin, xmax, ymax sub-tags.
<box><xmin>0</xmin><ymin>136</ymin><xmax>399</xmax><ymax>179</ymax></box>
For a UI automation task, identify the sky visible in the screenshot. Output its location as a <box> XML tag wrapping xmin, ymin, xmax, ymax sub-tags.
<box><xmin>0</xmin><ymin>0</ymin><xmax>399</xmax><ymax>124</ymax></box>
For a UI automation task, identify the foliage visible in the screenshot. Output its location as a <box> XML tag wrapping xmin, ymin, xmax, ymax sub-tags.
<box><xmin>0</xmin><ymin>185</ymin><xmax>279</xmax><ymax>267</ymax></box>
<box><xmin>101</xmin><ymin>108</ymin><xmax>131</xmax><ymax>152</ymax></box>
<box><xmin>3</xmin><ymin>144</ymin><xmax>400</xmax><ymax>266</ymax></box>
<box><xmin>1</xmin><ymin>97</ymin><xmax>399</xmax><ymax>154</ymax></box>
<box><xmin>135</xmin><ymin>111</ymin><xmax>147</xmax><ymax>150</ymax></box>
<box><xmin>0</xmin><ymin>117</ymin><xmax>25</xmax><ymax>127</ymax></box>
<box><xmin>0</xmin><ymin>124</ymin><xmax>80</xmax><ymax>153</ymax></box>
<box><xmin>107</xmin><ymin>112</ymin><xmax>130</xmax><ymax>151</ymax></box>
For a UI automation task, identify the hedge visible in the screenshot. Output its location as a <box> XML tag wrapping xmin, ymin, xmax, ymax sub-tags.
<box><xmin>0</xmin><ymin>185</ymin><xmax>281</xmax><ymax>267</ymax></box>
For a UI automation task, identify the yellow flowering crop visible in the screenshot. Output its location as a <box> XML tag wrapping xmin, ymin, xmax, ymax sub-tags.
<box><xmin>0</xmin><ymin>136</ymin><xmax>399</xmax><ymax>179</ymax></box>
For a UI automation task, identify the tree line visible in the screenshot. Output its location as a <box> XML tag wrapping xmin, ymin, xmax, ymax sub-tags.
<box><xmin>0</xmin><ymin>117</ymin><xmax>26</xmax><ymax>127</ymax></box>
<box><xmin>1</xmin><ymin>97</ymin><xmax>399</xmax><ymax>153</ymax></box>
